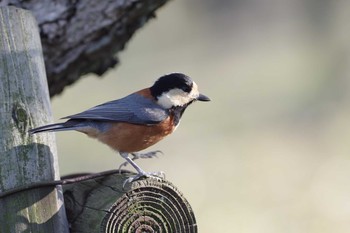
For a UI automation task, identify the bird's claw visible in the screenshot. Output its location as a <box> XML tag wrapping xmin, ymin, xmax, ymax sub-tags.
<box><xmin>133</xmin><ymin>150</ymin><xmax>163</xmax><ymax>159</ymax></box>
<box><xmin>118</xmin><ymin>150</ymin><xmax>163</xmax><ymax>173</ymax></box>
<box><xmin>122</xmin><ymin>170</ymin><xmax>165</xmax><ymax>189</ymax></box>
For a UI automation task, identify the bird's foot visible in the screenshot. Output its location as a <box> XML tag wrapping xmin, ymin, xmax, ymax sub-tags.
<box><xmin>118</xmin><ymin>150</ymin><xmax>163</xmax><ymax>172</ymax></box>
<box><xmin>122</xmin><ymin>170</ymin><xmax>165</xmax><ymax>188</ymax></box>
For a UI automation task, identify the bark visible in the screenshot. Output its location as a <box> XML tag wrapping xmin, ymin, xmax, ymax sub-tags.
<box><xmin>0</xmin><ymin>0</ymin><xmax>170</xmax><ymax>97</ymax></box>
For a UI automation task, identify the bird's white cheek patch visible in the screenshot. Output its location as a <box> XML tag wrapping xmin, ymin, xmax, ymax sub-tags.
<box><xmin>157</xmin><ymin>93</ymin><xmax>174</xmax><ymax>109</ymax></box>
<box><xmin>157</xmin><ymin>83</ymin><xmax>201</xmax><ymax>109</ymax></box>
<box><xmin>157</xmin><ymin>88</ymin><xmax>191</xmax><ymax>108</ymax></box>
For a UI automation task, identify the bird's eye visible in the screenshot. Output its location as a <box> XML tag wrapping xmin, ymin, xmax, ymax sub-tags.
<box><xmin>181</xmin><ymin>85</ymin><xmax>192</xmax><ymax>93</ymax></box>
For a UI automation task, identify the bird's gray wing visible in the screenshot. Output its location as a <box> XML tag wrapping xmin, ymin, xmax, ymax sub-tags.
<box><xmin>62</xmin><ymin>93</ymin><xmax>169</xmax><ymax>125</ymax></box>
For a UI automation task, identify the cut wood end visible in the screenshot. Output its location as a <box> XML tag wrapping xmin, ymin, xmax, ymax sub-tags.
<box><xmin>63</xmin><ymin>172</ymin><xmax>197</xmax><ymax>233</ymax></box>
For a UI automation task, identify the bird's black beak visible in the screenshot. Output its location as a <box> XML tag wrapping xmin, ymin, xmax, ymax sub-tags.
<box><xmin>197</xmin><ymin>93</ymin><xmax>210</xmax><ymax>102</ymax></box>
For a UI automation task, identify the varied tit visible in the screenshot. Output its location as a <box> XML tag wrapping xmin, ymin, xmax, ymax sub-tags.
<box><xmin>29</xmin><ymin>73</ymin><xmax>210</xmax><ymax>182</ymax></box>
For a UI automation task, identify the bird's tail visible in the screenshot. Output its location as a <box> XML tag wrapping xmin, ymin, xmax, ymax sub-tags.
<box><xmin>29</xmin><ymin>122</ymin><xmax>79</xmax><ymax>134</ymax></box>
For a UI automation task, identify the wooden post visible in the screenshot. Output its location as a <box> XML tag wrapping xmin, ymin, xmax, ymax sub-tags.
<box><xmin>0</xmin><ymin>6</ymin><xmax>69</xmax><ymax>233</ymax></box>
<box><xmin>63</xmin><ymin>172</ymin><xmax>197</xmax><ymax>233</ymax></box>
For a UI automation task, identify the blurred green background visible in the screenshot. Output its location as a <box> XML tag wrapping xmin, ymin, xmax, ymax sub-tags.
<box><xmin>52</xmin><ymin>1</ymin><xmax>350</xmax><ymax>232</ymax></box>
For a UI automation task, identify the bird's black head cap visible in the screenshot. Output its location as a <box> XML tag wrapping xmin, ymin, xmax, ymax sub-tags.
<box><xmin>150</xmin><ymin>73</ymin><xmax>193</xmax><ymax>99</ymax></box>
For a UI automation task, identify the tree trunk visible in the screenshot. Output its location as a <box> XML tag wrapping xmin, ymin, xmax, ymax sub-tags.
<box><xmin>0</xmin><ymin>0</ymin><xmax>171</xmax><ymax>97</ymax></box>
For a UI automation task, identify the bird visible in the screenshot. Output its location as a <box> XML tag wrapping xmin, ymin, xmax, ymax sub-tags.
<box><xmin>29</xmin><ymin>73</ymin><xmax>210</xmax><ymax>183</ymax></box>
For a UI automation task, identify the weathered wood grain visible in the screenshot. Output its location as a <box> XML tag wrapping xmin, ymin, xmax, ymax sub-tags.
<box><xmin>63</xmin><ymin>172</ymin><xmax>197</xmax><ymax>233</ymax></box>
<box><xmin>0</xmin><ymin>6</ymin><xmax>69</xmax><ymax>233</ymax></box>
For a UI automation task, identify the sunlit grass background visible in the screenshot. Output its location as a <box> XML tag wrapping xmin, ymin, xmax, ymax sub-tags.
<box><xmin>52</xmin><ymin>1</ymin><xmax>350</xmax><ymax>232</ymax></box>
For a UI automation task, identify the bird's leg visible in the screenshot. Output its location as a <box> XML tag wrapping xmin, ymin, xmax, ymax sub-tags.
<box><xmin>118</xmin><ymin>150</ymin><xmax>163</xmax><ymax>172</ymax></box>
<box><xmin>119</xmin><ymin>152</ymin><xmax>165</xmax><ymax>186</ymax></box>
<box><xmin>119</xmin><ymin>152</ymin><xmax>146</xmax><ymax>174</ymax></box>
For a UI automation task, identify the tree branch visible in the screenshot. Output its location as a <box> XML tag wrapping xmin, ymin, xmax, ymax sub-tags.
<box><xmin>0</xmin><ymin>0</ymin><xmax>170</xmax><ymax>97</ymax></box>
